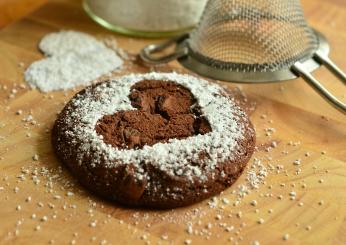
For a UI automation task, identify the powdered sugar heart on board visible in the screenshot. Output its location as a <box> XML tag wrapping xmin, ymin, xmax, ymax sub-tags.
<box><xmin>25</xmin><ymin>30</ymin><xmax>123</xmax><ymax>92</ymax></box>
<box><xmin>39</xmin><ymin>31</ymin><xmax>108</xmax><ymax>56</ymax></box>
<box><xmin>60</xmin><ymin>72</ymin><xmax>249</xmax><ymax>182</ymax></box>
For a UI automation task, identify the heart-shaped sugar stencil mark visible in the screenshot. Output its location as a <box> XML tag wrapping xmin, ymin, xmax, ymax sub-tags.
<box><xmin>25</xmin><ymin>30</ymin><xmax>123</xmax><ymax>92</ymax></box>
<box><xmin>95</xmin><ymin>80</ymin><xmax>212</xmax><ymax>149</ymax></box>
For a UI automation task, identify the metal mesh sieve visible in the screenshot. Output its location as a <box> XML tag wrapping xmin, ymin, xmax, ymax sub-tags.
<box><xmin>141</xmin><ymin>0</ymin><xmax>346</xmax><ymax>113</ymax></box>
<box><xmin>188</xmin><ymin>0</ymin><xmax>318</xmax><ymax>72</ymax></box>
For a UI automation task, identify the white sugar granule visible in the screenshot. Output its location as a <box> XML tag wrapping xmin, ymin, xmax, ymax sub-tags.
<box><xmin>25</xmin><ymin>30</ymin><xmax>123</xmax><ymax>92</ymax></box>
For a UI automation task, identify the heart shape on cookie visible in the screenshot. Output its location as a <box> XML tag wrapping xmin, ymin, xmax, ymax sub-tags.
<box><xmin>95</xmin><ymin>80</ymin><xmax>211</xmax><ymax>150</ymax></box>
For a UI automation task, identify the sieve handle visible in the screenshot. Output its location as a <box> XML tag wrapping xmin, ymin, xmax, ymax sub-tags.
<box><xmin>292</xmin><ymin>62</ymin><xmax>346</xmax><ymax>114</ymax></box>
<box><xmin>313</xmin><ymin>51</ymin><xmax>346</xmax><ymax>84</ymax></box>
<box><xmin>140</xmin><ymin>34</ymin><xmax>189</xmax><ymax>64</ymax></box>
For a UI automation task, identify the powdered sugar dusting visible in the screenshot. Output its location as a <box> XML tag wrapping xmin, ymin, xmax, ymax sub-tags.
<box><xmin>60</xmin><ymin>72</ymin><xmax>248</xmax><ymax>182</ymax></box>
<box><xmin>25</xmin><ymin>31</ymin><xmax>123</xmax><ymax>92</ymax></box>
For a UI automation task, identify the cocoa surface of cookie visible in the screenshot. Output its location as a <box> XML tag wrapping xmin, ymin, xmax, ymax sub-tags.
<box><xmin>52</xmin><ymin>73</ymin><xmax>255</xmax><ymax>208</ymax></box>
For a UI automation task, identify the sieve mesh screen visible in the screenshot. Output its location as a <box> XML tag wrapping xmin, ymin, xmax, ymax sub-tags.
<box><xmin>188</xmin><ymin>0</ymin><xmax>319</xmax><ymax>72</ymax></box>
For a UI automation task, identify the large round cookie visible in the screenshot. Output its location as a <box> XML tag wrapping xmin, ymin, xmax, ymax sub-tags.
<box><xmin>52</xmin><ymin>73</ymin><xmax>255</xmax><ymax>209</ymax></box>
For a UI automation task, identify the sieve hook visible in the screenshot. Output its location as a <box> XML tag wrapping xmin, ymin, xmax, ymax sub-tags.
<box><xmin>140</xmin><ymin>34</ymin><xmax>188</xmax><ymax>64</ymax></box>
<box><xmin>292</xmin><ymin>56</ymin><xmax>346</xmax><ymax>114</ymax></box>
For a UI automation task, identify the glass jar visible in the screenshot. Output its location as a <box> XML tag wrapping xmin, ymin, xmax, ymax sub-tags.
<box><xmin>83</xmin><ymin>0</ymin><xmax>208</xmax><ymax>38</ymax></box>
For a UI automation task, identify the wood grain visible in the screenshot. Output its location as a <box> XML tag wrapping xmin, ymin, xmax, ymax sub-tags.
<box><xmin>0</xmin><ymin>0</ymin><xmax>47</xmax><ymax>28</ymax></box>
<box><xmin>0</xmin><ymin>0</ymin><xmax>345</xmax><ymax>244</ymax></box>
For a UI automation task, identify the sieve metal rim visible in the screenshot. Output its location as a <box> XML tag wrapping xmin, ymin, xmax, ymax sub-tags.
<box><xmin>177</xmin><ymin>30</ymin><xmax>329</xmax><ymax>83</ymax></box>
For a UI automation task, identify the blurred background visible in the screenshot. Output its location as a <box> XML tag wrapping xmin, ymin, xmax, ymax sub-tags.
<box><xmin>0</xmin><ymin>0</ymin><xmax>47</xmax><ymax>28</ymax></box>
<box><xmin>0</xmin><ymin>0</ymin><xmax>344</xmax><ymax>30</ymax></box>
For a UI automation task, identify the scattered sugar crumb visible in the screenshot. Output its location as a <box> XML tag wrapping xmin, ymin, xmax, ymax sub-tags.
<box><xmin>250</xmin><ymin>200</ymin><xmax>257</xmax><ymax>206</ymax></box>
<box><xmin>257</xmin><ymin>218</ymin><xmax>264</xmax><ymax>224</ymax></box>
<box><xmin>32</xmin><ymin>154</ymin><xmax>39</xmax><ymax>161</ymax></box>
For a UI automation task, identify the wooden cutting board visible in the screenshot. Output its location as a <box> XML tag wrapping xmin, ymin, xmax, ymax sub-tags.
<box><xmin>0</xmin><ymin>0</ymin><xmax>345</xmax><ymax>244</ymax></box>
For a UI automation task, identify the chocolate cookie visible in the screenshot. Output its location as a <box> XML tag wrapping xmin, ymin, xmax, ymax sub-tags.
<box><xmin>52</xmin><ymin>73</ymin><xmax>255</xmax><ymax>209</ymax></box>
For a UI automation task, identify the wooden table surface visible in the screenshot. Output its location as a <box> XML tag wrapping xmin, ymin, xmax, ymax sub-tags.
<box><xmin>0</xmin><ymin>0</ymin><xmax>345</xmax><ymax>244</ymax></box>
<box><xmin>0</xmin><ymin>0</ymin><xmax>47</xmax><ymax>28</ymax></box>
